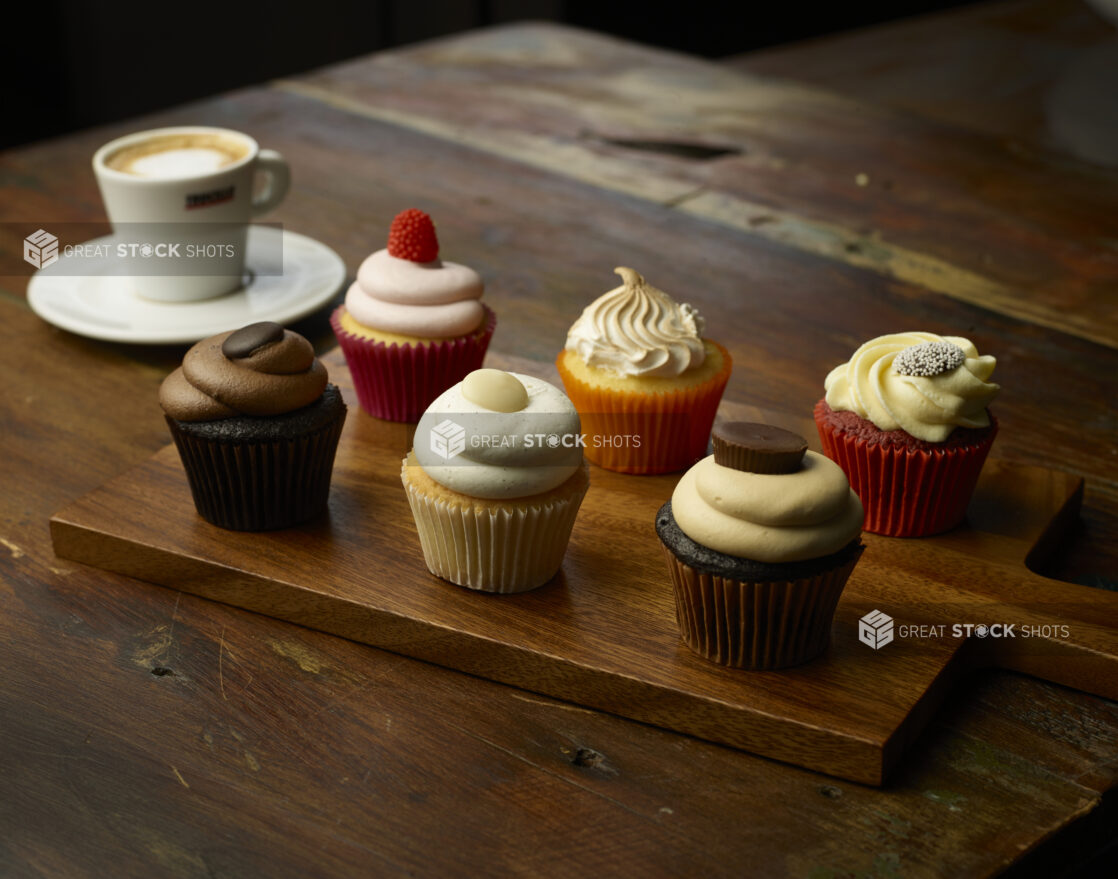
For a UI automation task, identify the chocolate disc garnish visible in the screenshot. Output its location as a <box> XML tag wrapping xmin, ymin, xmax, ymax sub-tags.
<box><xmin>222</xmin><ymin>321</ymin><xmax>285</xmax><ymax>359</ymax></box>
<box><xmin>712</xmin><ymin>422</ymin><xmax>807</xmax><ymax>474</ymax></box>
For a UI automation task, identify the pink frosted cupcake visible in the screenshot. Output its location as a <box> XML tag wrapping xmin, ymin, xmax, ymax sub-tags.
<box><xmin>814</xmin><ymin>332</ymin><xmax>1000</xmax><ymax>537</ymax></box>
<box><xmin>331</xmin><ymin>209</ymin><xmax>496</xmax><ymax>421</ymax></box>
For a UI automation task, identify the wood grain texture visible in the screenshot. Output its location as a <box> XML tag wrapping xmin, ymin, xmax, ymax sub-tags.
<box><xmin>2</xmin><ymin>18</ymin><xmax>1117</xmax><ymax>877</ymax></box>
<box><xmin>4</xmin><ymin>547</ymin><xmax>1115</xmax><ymax>877</ymax></box>
<box><xmin>726</xmin><ymin>0</ymin><xmax>1117</xmax><ymax>154</ymax></box>
<box><xmin>49</xmin><ymin>353</ymin><xmax>1112</xmax><ymax>786</ymax></box>
<box><xmin>279</xmin><ymin>21</ymin><xmax>1118</xmax><ymax>350</ymax></box>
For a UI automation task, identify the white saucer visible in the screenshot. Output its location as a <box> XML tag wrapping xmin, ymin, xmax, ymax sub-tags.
<box><xmin>27</xmin><ymin>226</ymin><xmax>345</xmax><ymax>344</ymax></box>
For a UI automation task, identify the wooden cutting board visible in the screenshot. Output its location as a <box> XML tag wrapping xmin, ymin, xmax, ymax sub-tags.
<box><xmin>48</xmin><ymin>356</ymin><xmax>1117</xmax><ymax>785</ymax></box>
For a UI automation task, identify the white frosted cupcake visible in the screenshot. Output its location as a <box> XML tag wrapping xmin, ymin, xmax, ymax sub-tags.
<box><xmin>401</xmin><ymin>369</ymin><xmax>589</xmax><ymax>593</ymax></box>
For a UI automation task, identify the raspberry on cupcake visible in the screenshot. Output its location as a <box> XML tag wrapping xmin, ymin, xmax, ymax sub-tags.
<box><xmin>386</xmin><ymin>207</ymin><xmax>440</xmax><ymax>262</ymax></box>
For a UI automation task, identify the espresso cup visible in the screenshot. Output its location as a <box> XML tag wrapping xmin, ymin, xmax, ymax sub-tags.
<box><xmin>92</xmin><ymin>126</ymin><xmax>290</xmax><ymax>302</ymax></box>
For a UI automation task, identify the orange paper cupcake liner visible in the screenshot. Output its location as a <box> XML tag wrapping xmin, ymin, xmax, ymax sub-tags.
<box><xmin>556</xmin><ymin>342</ymin><xmax>731</xmax><ymax>474</ymax></box>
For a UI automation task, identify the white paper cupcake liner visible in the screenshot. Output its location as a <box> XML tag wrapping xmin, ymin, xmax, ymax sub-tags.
<box><xmin>401</xmin><ymin>461</ymin><xmax>589</xmax><ymax>593</ymax></box>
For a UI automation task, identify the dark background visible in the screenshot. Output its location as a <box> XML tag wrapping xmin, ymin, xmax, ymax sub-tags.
<box><xmin>3</xmin><ymin>0</ymin><xmax>981</xmax><ymax>151</ymax></box>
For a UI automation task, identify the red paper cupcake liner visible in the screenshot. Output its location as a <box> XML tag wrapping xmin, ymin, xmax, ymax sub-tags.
<box><xmin>331</xmin><ymin>305</ymin><xmax>496</xmax><ymax>422</ymax></box>
<box><xmin>661</xmin><ymin>541</ymin><xmax>864</xmax><ymax>669</ymax></box>
<box><xmin>813</xmin><ymin>400</ymin><xmax>997</xmax><ymax>537</ymax></box>
<box><xmin>556</xmin><ymin>342</ymin><xmax>732</xmax><ymax>475</ymax></box>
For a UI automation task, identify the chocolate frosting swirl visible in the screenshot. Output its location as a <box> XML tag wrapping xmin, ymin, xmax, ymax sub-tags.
<box><xmin>159</xmin><ymin>322</ymin><xmax>328</xmax><ymax>421</ymax></box>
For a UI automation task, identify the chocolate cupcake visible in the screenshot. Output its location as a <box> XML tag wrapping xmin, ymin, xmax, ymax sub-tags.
<box><xmin>159</xmin><ymin>321</ymin><xmax>347</xmax><ymax>531</ymax></box>
<box><xmin>656</xmin><ymin>423</ymin><xmax>864</xmax><ymax>669</ymax></box>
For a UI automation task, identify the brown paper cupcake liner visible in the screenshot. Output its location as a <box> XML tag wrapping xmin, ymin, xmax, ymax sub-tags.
<box><xmin>167</xmin><ymin>414</ymin><xmax>345</xmax><ymax>531</ymax></box>
<box><xmin>814</xmin><ymin>400</ymin><xmax>997</xmax><ymax>537</ymax></box>
<box><xmin>402</xmin><ymin>460</ymin><xmax>589</xmax><ymax>593</ymax></box>
<box><xmin>556</xmin><ymin>342</ymin><xmax>732</xmax><ymax>474</ymax></box>
<box><xmin>661</xmin><ymin>541</ymin><xmax>863</xmax><ymax>669</ymax></box>
<box><xmin>331</xmin><ymin>305</ymin><xmax>496</xmax><ymax>422</ymax></box>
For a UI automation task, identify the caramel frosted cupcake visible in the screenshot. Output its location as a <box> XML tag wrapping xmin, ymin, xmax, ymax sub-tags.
<box><xmin>402</xmin><ymin>369</ymin><xmax>589</xmax><ymax>593</ymax></box>
<box><xmin>814</xmin><ymin>332</ymin><xmax>1000</xmax><ymax>537</ymax></box>
<box><xmin>656</xmin><ymin>423</ymin><xmax>864</xmax><ymax>669</ymax></box>
<box><xmin>331</xmin><ymin>208</ymin><xmax>496</xmax><ymax>422</ymax></box>
<box><xmin>556</xmin><ymin>267</ymin><xmax>731</xmax><ymax>474</ymax></box>
<box><xmin>160</xmin><ymin>321</ymin><xmax>347</xmax><ymax>531</ymax></box>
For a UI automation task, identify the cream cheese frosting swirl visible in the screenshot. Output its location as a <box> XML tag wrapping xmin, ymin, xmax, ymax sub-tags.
<box><xmin>413</xmin><ymin>370</ymin><xmax>583</xmax><ymax>499</ymax></box>
<box><xmin>565</xmin><ymin>267</ymin><xmax>706</xmax><ymax>377</ymax></box>
<box><xmin>824</xmin><ymin>331</ymin><xmax>999</xmax><ymax>442</ymax></box>
<box><xmin>672</xmin><ymin>452</ymin><xmax>864</xmax><ymax>563</ymax></box>
<box><xmin>159</xmin><ymin>322</ymin><xmax>327</xmax><ymax>421</ymax></box>
<box><xmin>345</xmin><ymin>249</ymin><xmax>484</xmax><ymax>338</ymax></box>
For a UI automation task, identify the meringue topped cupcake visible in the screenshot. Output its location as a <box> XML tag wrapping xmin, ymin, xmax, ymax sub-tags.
<box><xmin>814</xmin><ymin>331</ymin><xmax>1000</xmax><ymax>537</ymax></box>
<box><xmin>402</xmin><ymin>368</ymin><xmax>589</xmax><ymax>593</ymax></box>
<box><xmin>657</xmin><ymin>423</ymin><xmax>864</xmax><ymax>669</ymax></box>
<box><xmin>331</xmin><ymin>208</ymin><xmax>496</xmax><ymax>421</ymax></box>
<box><xmin>160</xmin><ymin>321</ymin><xmax>347</xmax><ymax>531</ymax></box>
<box><xmin>556</xmin><ymin>267</ymin><xmax>731</xmax><ymax>474</ymax></box>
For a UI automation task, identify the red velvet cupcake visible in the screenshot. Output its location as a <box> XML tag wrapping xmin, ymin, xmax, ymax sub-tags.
<box><xmin>814</xmin><ymin>332</ymin><xmax>1000</xmax><ymax>537</ymax></box>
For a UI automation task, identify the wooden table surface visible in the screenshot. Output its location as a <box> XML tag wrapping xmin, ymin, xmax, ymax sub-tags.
<box><xmin>4</xmin><ymin>9</ymin><xmax>1117</xmax><ymax>878</ymax></box>
<box><xmin>727</xmin><ymin>0</ymin><xmax>1118</xmax><ymax>158</ymax></box>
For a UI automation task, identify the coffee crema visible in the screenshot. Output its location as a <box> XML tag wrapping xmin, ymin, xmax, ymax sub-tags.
<box><xmin>105</xmin><ymin>133</ymin><xmax>249</xmax><ymax>178</ymax></box>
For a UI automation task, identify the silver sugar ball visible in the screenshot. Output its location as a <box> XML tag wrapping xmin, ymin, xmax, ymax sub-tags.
<box><xmin>893</xmin><ymin>341</ymin><xmax>966</xmax><ymax>377</ymax></box>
